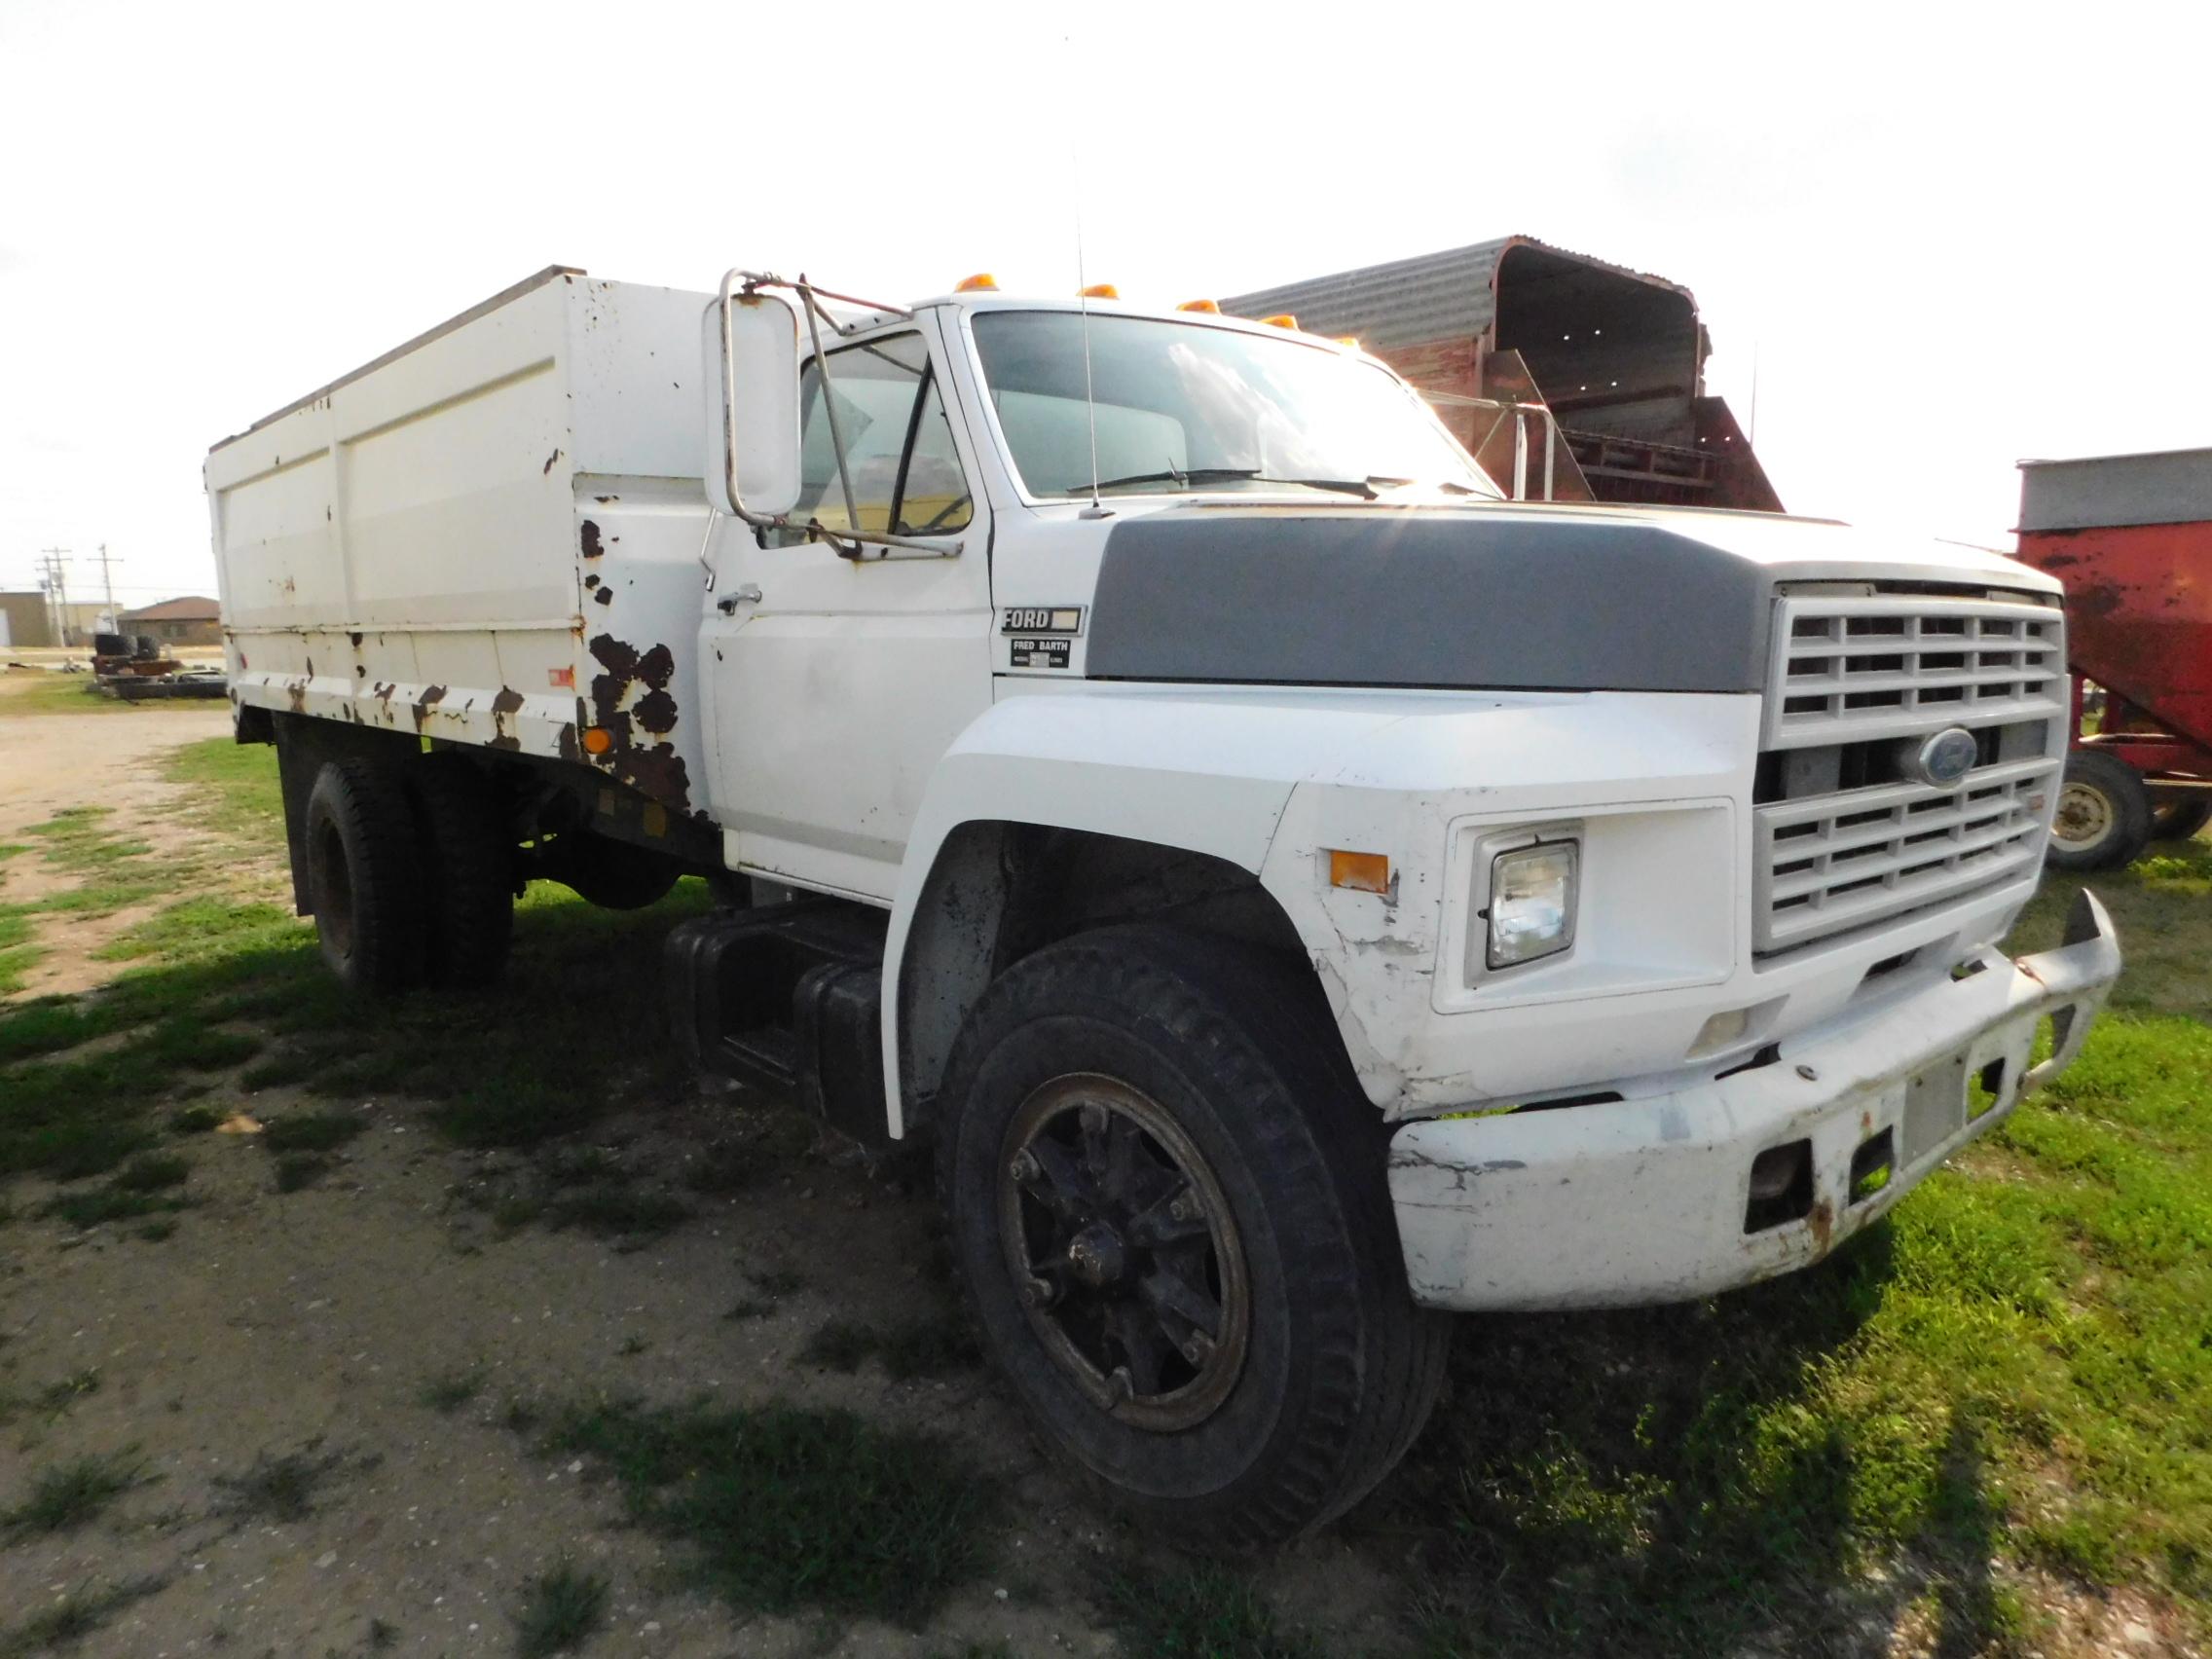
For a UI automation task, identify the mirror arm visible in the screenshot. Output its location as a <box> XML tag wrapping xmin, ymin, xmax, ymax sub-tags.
<box><xmin>718</xmin><ymin>269</ymin><xmax>959</xmax><ymax>563</ymax></box>
<box><xmin>795</xmin><ymin>276</ymin><xmax>866</xmax><ymax>544</ymax></box>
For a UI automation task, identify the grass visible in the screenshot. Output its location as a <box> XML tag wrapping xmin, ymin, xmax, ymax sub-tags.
<box><xmin>1</xmin><ymin>1452</ymin><xmax>143</xmax><ymax>1535</ymax></box>
<box><xmin>260</xmin><ymin>1111</ymin><xmax>366</xmax><ymax>1153</ymax></box>
<box><xmin>421</xmin><ymin>1367</ymin><xmax>488</xmax><ymax>1414</ymax></box>
<box><xmin>0</xmin><ymin>667</ymin><xmax>210</xmax><ymax>717</ymax></box>
<box><xmin>40</xmin><ymin>1181</ymin><xmax>191</xmax><ymax>1231</ymax></box>
<box><xmin>0</xmin><ymin>1576</ymin><xmax>166</xmax><ymax>1659</ymax></box>
<box><xmin>213</xmin><ymin>1446</ymin><xmax>347</xmax><ymax>1523</ymax></box>
<box><xmin>1346</xmin><ymin>854</ymin><xmax>2212</xmax><ymax>1656</ymax></box>
<box><xmin>537</xmin><ymin>1397</ymin><xmax>997</xmax><ymax>1628</ymax></box>
<box><xmin>545</xmin><ymin>1186</ymin><xmax>689</xmax><ymax>1239</ymax></box>
<box><xmin>0</xmin><ymin>1368</ymin><xmax>101</xmax><ymax>1428</ymax></box>
<box><xmin>798</xmin><ymin>1316</ymin><xmax>980</xmax><ymax>1382</ymax></box>
<box><xmin>111</xmin><ymin>1152</ymin><xmax>189</xmax><ymax>1192</ymax></box>
<box><xmin>1099</xmin><ymin>1563</ymin><xmax>1316</xmax><ymax>1659</ymax></box>
<box><xmin>273</xmin><ymin>1152</ymin><xmax>333</xmax><ymax>1192</ymax></box>
<box><xmin>513</xmin><ymin>1564</ymin><xmax>608</xmax><ymax>1659</ymax></box>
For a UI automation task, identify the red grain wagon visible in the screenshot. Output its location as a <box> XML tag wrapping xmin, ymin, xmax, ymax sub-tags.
<box><xmin>2015</xmin><ymin>447</ymin><xmax>2212</xmax><ymax>867</ymax></box>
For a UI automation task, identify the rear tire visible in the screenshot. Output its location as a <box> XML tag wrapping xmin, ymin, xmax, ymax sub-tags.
<box><xmin>2150</xmin><ymin>798</ymin><xmax>2212</xmax><ymax>843</ymax></box>
<box><xmin>2047</xmin><ymin>750</ymin><xmax>2152</xmax><ymax>871</ymax></box>
<box><xmin>407</xmin><ymin>756</ymin><xmax>515</xmax><ymax>987</ymax></box>
<box><xmin>303</xmin><ymin>759</ymin><xmax>426</xmax><ymax>995</ymax></box>
<box><xmin>936</xmin><ymin>924</ymin><xmax>1449</xmax><ymax>1551</ymax></box>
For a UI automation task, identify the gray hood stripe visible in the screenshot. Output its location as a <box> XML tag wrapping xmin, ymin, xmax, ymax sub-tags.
<box><xmin>1086</xmin><ymin>511</ymin><xmax>1773</xmax><ymax>694</ymax></box>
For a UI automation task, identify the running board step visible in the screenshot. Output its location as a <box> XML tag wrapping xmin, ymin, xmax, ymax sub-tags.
<box><xmin>664</xmin><ymin>898</ymin><xmax>890</xmax><ymax>1143</ymax></box>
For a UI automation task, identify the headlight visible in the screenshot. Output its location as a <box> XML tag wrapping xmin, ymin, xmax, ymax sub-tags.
<box><xmin>1485</xmin><ymin>840</ymin><xmax>1578</xmax><ymax>969</ymax></box>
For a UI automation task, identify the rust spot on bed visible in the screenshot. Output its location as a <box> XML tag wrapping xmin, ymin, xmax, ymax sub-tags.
<box><xmin>412</xmin><ymin>684</ymin><xmax>448</xmax><ymax>732</ymax></box>
<box><xmin>489</xmin><ymin>685</ymin><xmax>526</xmax><ymax>751</ymax></box>
<box><xmin>579</xmin><ymin>520</ymin><xmax>605</xmax><ymax>559</ymax></box>
<box><xmin>585</xmin><ymin>633</ymin><xmax>692</xmax><ymax>811</ymax></box>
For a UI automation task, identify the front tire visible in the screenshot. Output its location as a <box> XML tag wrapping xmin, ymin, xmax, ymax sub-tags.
<box><xmin>303</xmin><ymin>759</ymin><xmax>426</xmax><ymax>995</ymax></box>
<box><xmin>936</xmin><ymin>925</ymin><xmax>1448</xmax><ymax>1550</ymax></box>
<box><xmin>2047</xmin><ymin>750</ymin><xmax>2152</xmax><ymax>871</ymax></box>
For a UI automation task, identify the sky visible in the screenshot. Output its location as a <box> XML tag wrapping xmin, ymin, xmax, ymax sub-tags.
<box><xmin>3</xmin><ymin>0</ymin><xmax>2208</xmax><ymax>608</ymax></box>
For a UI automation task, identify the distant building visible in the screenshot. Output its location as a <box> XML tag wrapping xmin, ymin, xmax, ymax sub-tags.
<box><xmin>120</xmin><ymin>595</ymin><xmax>222</xmax><ymax>647</ymax></box>
<box><xmin>0</xmin><ymin>594</ymin><xmax>112</xmax><ymax>649</ymax></box>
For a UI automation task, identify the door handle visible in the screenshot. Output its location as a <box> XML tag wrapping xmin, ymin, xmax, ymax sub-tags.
<box><xmin>717</xmin><ymin>583</ymin><xmax>763</xmax><ymax>615</ymax></box>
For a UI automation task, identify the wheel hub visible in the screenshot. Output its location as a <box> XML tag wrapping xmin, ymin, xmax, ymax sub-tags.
<box><xmin>997</xmin><ymin>1075</ymin><xmax>1251</xmax><ymax>1433</ymax></box>
<box><xmin>1065</xmin><ymin>1220</ymin><xmax>1128</xmax><ymax>1288</ymax></box>
<box><xmin>2056</xmin><ymin>780</ymin><xmax>2112</xmax><ymax>845</ymax></box>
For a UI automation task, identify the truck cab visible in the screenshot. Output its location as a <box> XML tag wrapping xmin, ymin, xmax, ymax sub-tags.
<box><xmin>209</xmin><ymin>266</ymin><xmax>2121</xmax><ymax>1550</ymax></box>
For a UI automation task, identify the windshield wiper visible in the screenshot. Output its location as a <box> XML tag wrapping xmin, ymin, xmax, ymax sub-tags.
<box><xmin>1082</xmin><ymin>466</ymin><xmax>1389</xmax><ymax>499</ymax></box>
<box><xmin>1084</xmin><ymin>466</ymin><xmax>1264</xmax><ymax>494</ymax></box>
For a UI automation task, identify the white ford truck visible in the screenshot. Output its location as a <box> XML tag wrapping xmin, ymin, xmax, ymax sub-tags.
<box><xmin>206</xmin><ymin>264</ymin><xmax>2121</xmax><ymax>1546</ymax></box>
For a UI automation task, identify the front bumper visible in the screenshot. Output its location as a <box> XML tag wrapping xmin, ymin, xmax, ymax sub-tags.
<box><xmin>1388</xmin><ymin>891</ymin><xmax>2122</xmax><ymax>1311</ymax></box>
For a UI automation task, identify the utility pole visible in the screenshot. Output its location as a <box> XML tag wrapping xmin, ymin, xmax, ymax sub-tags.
<box><xmin>39</xmin><ymin>548</ymin><xmax>71</xmax><ymax>646</ymax></box>
<box><xmin>95</xmin><ymin>543</ymin><xmax>119</xmax><ymax>631</ymax></box>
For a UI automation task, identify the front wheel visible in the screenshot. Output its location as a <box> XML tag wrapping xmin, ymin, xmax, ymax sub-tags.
<box><xmin>936</xmin><ymin>925</ymin><xmax>1449</xmax><ymax>1551</ymax></box>
<box><xmin>2047</xmin><ymin>750</ymin><xmax>2152</xmax><ymax>871</ymax></box>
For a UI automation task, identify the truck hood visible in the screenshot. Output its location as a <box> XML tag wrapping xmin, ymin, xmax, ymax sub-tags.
<box><xmin>1085</xmin><ymin>502</ymin><xmax>2056</xmax><ymax>696</ymax></box>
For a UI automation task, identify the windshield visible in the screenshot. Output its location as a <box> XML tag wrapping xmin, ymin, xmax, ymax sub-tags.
<box><xmin>969</xmin><ymin>311</ymin><xmax>1499</xmax><ymax>501</ymax></box>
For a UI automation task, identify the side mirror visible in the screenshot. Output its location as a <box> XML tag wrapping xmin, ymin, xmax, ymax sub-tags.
<box><xmin>701</xmin><ymin>279</ymin><xmax>803</xmax><ymax>521</ymax></box>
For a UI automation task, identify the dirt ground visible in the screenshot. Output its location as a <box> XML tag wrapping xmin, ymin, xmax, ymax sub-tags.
<box><xmin>0</xmin><ymin>680</ymin><xmax>1403</xmax><ymax>1659</ymax></box>
<box><xmin>0</xmin><ymin>684</ymin><xmax>233</xmax><ymax>1000</ymax></box>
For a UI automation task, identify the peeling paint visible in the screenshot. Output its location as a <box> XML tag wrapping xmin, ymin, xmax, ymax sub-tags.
<box><xmin>489</xmin><ymin>685</ymin><xmax>525</xmax><ymax>752</ymax></box>
<box><xmin>584</xmin><ymin>632</ymin><xmax>693</xmax><ymax>811</ymax></box>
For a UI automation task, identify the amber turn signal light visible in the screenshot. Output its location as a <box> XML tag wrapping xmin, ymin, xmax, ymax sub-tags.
<box><xmin>1328</xmin><ymin>849</ymin><xmax>1392</xmax><ymax>895</ymax></box>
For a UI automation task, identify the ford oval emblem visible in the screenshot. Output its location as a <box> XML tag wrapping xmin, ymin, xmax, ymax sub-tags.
<box><xmin>1910</xmin><ymin>726</ymin><xmax>1979</xmax><ymax>789</ymax></box>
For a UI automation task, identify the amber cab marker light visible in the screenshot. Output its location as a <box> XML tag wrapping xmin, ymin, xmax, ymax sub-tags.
<box><xmin>954</xmin><ymin>273</ymin><xmax>999</xmax><ymax>293</ymax></box>
<box><xmin>581</xmin><ymin>727</ymin><xmax>614</xmax><ymax>756</ymax></box>
<box><xmin>1080</xmin><ymin>282</ymin><xmax>1120</xmax><ymax>300</ymax></box>
<box><xmin>1328</xmin><ymin>849</ymin><xmax>1392</xmax><ymax>896</ymax></box>
<box><xmin>1178</xmin><ymin>298</ymin><xmax>1222</xmax><ymax>313</ymax></box>
<box><xmin>1262</xmin><ymin>313</ymin><xmax>1299</xmax><ymax>330</ymax></box>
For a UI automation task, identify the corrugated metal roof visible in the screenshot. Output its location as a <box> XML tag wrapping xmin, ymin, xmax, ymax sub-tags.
<box><xmin>1220</xmin><ymin>237</ymin><xmax>1696</xmax><ymax>350</ymax></box>
<box><xmin>1222</xmin><ymin>239</ymin><xmax>1516</xmax><ymax>350</ymax></box>
<box><xmin>121</xmin><ymin>595</ymin><xmax>220</xmax><ymax>621</ymax></box>
<box><xmin>2019</xmin><ymin>447</ymin><xmax>2212</xmax><ymax>532</ymax></box>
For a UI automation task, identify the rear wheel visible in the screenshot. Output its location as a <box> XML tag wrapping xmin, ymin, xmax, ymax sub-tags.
<box><xmin>408</xmin><ymin>756</ymin><xmax>515</xmax><ymax>986</ymax></box>
<box><xmin>2150</xmin><ymin>798</ymin><xmax>2212</xmax><ymax>843</ymax></box>
<box><xmin>2048</xmin><ymin>750</ymin><xmax>2153</xmax><ymax>871</ymax></box>
<box><xmin>936</xmin><ymin>925</ymin><xmax>1449</xmax><ymax>1550</ymax></box>
<box><xmin>303</xmin><ymin>759</ymin><xmax>426</xmax><ymax>995</ymax></box>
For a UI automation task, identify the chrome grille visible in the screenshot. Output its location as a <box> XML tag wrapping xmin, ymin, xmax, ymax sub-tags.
<box><xmin>1754</xmin><ymin>590</ymin><xmax>2066</xmax><ymax>956</ymax></box>
<box><xmin>1765</xmin><ymin>594</ymin><xmax>2063</xmax><ymax>750</ymax></box>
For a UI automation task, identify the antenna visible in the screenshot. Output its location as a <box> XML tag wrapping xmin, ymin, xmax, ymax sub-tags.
<box><xmin>1067</xmin><ymin>32</ymin><xmax>1106</xmax><ymax>517</ymax></box>
<box><xmin>1749</xmin><ymin>337</ymin><xmax>1762</xmax><ymax>447</ymax></box>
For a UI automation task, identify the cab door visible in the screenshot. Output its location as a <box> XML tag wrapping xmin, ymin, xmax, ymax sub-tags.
<box><xmin>699</xmin><ymin>313</ymin><xmax>993</xmax><ymax>902</ymax></box>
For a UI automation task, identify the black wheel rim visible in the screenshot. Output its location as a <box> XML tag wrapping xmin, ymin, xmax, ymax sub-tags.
<box><xmin>996</xmin><ymin>1073</ymin><xmax>1250</xmax><ymax>1432</ymax></box>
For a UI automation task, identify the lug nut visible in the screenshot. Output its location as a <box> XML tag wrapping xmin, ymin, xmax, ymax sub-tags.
<box><xmin>1009</xmin><ymin>1150</ymin><xmax>1040</xmax><ymax>1183</ymax></box>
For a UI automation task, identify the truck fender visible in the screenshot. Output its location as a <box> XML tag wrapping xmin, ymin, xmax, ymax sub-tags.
<box><xmin>881</xmin><ymin>693</ymin><xmax>1374</xmax><ymax>1138</ymax></box>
